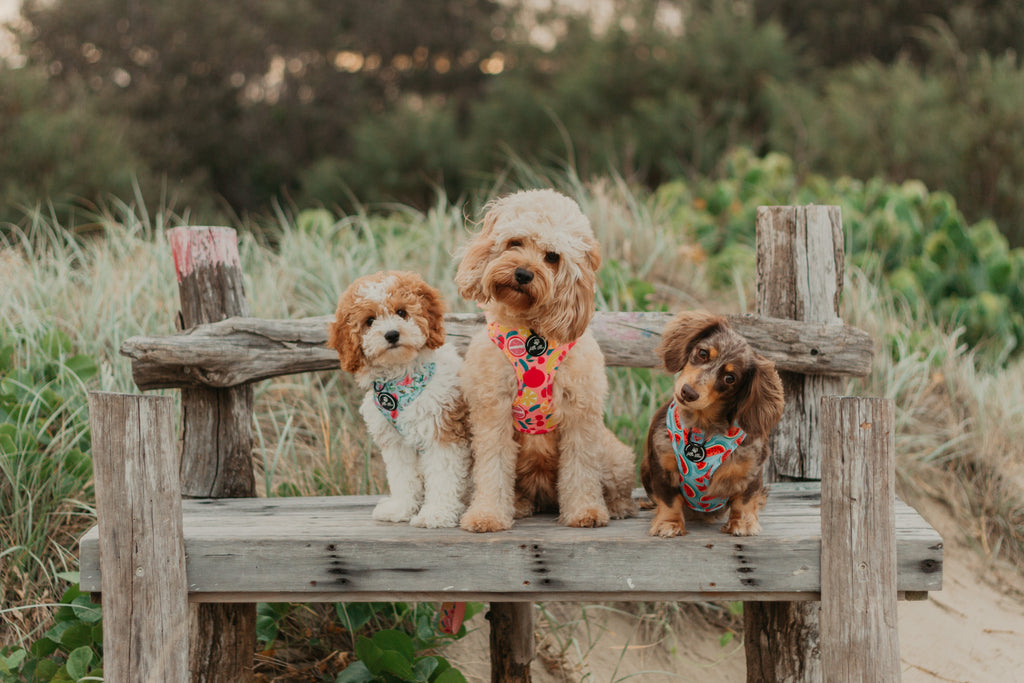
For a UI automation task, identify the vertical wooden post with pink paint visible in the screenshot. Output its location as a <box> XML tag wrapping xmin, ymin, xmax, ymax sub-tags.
<box><xmin>168</xmin><ymin>226</ymin><xmax>257</xmax><ymax>682</ymax></box>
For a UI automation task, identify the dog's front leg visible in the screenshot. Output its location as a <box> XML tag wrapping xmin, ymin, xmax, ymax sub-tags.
<box><xmin>459</xmin><ymin>344</ymin><xmax>518</xmax><ymax>533</ymax></box>
<box><xmin>362</xmin><ymin>399</ymin><xmax>423</xmax><ymax>522</ymax></box>
<box><xmin>412</xmin><ymin>442</ymin><xmax>470</xmax><ymax>528</ymax></box>
<box><xmin>553</xmin><ymin>341</ymin><xmax>612</xmax><ymax>527</ymax></box>
<box><xmin>556</xmin><ymin>420</ymin><xmax>611</xmax><ymax>527</ymax></box>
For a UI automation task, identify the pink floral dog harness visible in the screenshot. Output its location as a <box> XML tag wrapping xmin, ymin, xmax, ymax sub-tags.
<box><xmin>666</xmin><ymin>400</ymin><xmax>747</xmax><ymax>512</ymax></box>
<box><xmin>488</xmin><ymin>322</ymin><xmax>577</xmax><ymax>434</ymax></box>
<box><xmin>372</xmin><ymin>361</ymin><xmax>436</xmax><ymax>434</ymax></box>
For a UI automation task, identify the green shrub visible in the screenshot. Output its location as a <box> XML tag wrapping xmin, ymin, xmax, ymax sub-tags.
<box><xmin>655</xmin><ymin>148</ymin><xmax>1024</xmax><ymax>359</ymax></box>
<box><xmin>0</xmin><ymin>575</ymin><xmax>103</xmax><ymax>683</ymax></box>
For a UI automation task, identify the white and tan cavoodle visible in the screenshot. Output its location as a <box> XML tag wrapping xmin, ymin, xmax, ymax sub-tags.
<box><xmin>328</xmin><ymin>270</ymin><xmax>471</xmax><ymax>528</ymax></box>
<box><xmin>454</xmin><ymin>189</ymin><xmax>636</xmax><ymax>532</ymax></box>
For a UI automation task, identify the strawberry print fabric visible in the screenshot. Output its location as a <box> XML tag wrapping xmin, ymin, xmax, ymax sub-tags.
<box><xmin>487</xmin><ymin>321</ymin><xmax>577</xmax><ymax>434</ymax></box>
<box><xmin>666</xmin><ymin>400</ymin><xmax>747</xmax><ymax>512</ymax></box>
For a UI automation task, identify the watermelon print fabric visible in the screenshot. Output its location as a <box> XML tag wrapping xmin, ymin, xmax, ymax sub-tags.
<box><xmin>372</xmin><ymin>361</ymin><xmax>437</xmax><ymax>433</ymax></box>
<box><xmin>487</xmin><ymin>321</ymin><xmax>577</xmax><ymax>434</ymax></box>
<box><xmin>665</xmin><ymin>400</ymin><xmax>747</xmax><ymax>512</ymax></box>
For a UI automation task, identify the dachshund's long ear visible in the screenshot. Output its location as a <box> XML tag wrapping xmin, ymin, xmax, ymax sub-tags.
<box><xmin>326</xmin><ymin>294</ymin><xmax>365</xmax><ymax>373</ymax></box>
<box><xmin>412</xmin><ymin>276</ymin><xmax>447</xmax><ymax>349</ymax></box>
<box><xmin>734</xmin><ymin>355</ymin><xmax>785</xmax><ymax>437</ymax></box>
<box><xmin>656</xmin><ymin>311</ymin><xmax>726</xmax><ymax>373</ymax></box>
<box><xmin>454</xmin><ymin>211</ymin><xmax>497</xmax><ymax>303</ymax></box>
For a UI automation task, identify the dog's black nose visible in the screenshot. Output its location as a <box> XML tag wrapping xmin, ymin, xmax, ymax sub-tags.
<box><xmin>514</xmin><ymin>267</ymin><xmax>534</xmax><ymax>285</ymax></box>
<box><xmin>680</xmin><ymin>384</ymin><xmax>699</xmax><ymax>402</ymax></box>
<box><xmin>384</xmin><ymin>330</ymin><xmax>400</xmax><ymax>345</ymax></box>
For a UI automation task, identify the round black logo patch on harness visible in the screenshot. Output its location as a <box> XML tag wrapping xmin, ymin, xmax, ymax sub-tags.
<box><xmin>525</xmin><ymin>333</ymin><xmax>549</xmax><ymax>357</ymax></box>
<box><xmin>684</xmin><ymin>441</ymin><xmax>707</xmax><ymax>463</ymax></box>
<box><xmin>376</xmin><ymin>392</ymin><xmax>398</xmax><ymax>412</ymax></box>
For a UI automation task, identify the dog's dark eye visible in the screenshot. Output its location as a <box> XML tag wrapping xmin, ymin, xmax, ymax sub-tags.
<box><xmin>365</xmin><ymin>316</ymin><xmax>375</xmax><ymax>328</ymax></box>
<box><xmin>723</xmin><ymin>373</ymin><xmax>736</xmax><ymax>385</ymax></box>
<box><xmin>508</xmin><ymin>239</ymin><xmax>522</xmax><ymax>249</ymax></box>
<box><xmin>696</xmin><ymin>348</ymin><xmax>709</xmax><ymax>361</ymax></box>
<box><xmin>396</xmin><ymin>309</ymin><xmax>408</xmax><ymax>319</ymax></box>
<box><xmin>544</xmin><ymin>251</ymin><xmax>560</xmax><ymax>264</ymax></box>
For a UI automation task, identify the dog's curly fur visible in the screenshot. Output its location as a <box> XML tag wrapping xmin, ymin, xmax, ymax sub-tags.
<box><xmin>641</xmin><ymin>311</ymin><xmax>784</xmax><ymax>537</ymax></box>
<box><xmin>327</xmin><ymin>270</ymin><xmax>471</xmax><ymax>528</ymax></box>
<box><xmin>455</xmin><ymin>189</ymin><xmax>637</xmax><ymax>532</ymax></box>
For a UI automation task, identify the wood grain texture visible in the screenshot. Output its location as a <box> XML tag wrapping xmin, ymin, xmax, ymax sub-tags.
<box><xmin>77</xmin><ymin>483</ymin><xmax>942</xmax><ymax>601</ymax></box>
<box><xmin>756</xmin><ymin>205</ymin><xmax>846</xmax><ymax>481</ymax></box>
<box><xmin>489</xmin><ymin>603</ymin><xmax>533</xmax><ymax>683</ymax></box>
<box><xmin>168</xmin><ymin>226</ymin><xmax>257</xmax><ymax>683</ymax></box>
<box><xmin>821</xmin><ymin>397</ymin><xmax>900</xmax><ymax>682</ymax></box>
<box><xmin>121</xmin><ymin>311</ymin><xmax>874</xmax><ymax>390</ymax></box>
<box><xmin>88</xmin><ymin>392</ymin><xmax>188</xmax><ymax>682</ymax></box>
<box><xmin>746</xmin><ymin>205</ymin><xmax>845</xmax><ymax>682</ymax></box>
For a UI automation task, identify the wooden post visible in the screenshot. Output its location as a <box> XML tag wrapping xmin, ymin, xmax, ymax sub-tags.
<box><xmin>489</xmin><ymin>602</ymin><xmax>533</xmax><ymax>682</ymax></box>
<box><xmin>168</xmin><ymin>226</ymin><xmax>256</xmax><ymax>681</ymax></box>
<box><xmin>89</xmin><ymin>392</ymin><xmax>188</xmax><ymax>682</ymax></box>
<box><xmin>821</xmin><ymin>397</ymin><xmax>900</xmax><ymax>681</ymax></box>
<box><xmin>744</xmin><ymin>205</ymin><xmax>844</xmax><ymax>682</ymax></box>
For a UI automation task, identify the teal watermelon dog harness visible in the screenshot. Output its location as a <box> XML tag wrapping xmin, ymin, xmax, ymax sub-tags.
<box><xmin>666</xmin><ymin>400</ymin><xmax>747</xmax><ymax>512</ymax></box>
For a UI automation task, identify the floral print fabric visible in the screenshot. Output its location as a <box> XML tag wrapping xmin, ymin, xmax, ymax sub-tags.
<box><xmin>372</xmin><ymin>361</ymin><xmax>437</xmax><ymax>433</ymax></box>
<box><xmin>488</xmin><ymin>321</ymin><xmax>577</xmax><ymax>434</ymax></box>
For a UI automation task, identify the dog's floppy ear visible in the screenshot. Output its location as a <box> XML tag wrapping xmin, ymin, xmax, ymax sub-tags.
<box><xmin>656</xmin><ymin>311</ymin><xmax>725</xmax><ymax>373</ymax></box>
<box><xmin>454</xmin><ymin>209</ymin><xmax>497</xmax><ymax>303</ymax></box>
<box><xmin>412</xmin><ymin>276</ymin><xmax>447</xmax><ymax>349</ymax></box>
<box><xmin>326</xmin><ymin>294</ymin><xmax>365</xmax><ymax>373</ymax></box>
<box><xmin>734</xmin><ymin>355</ymin><xmax>785</xmax><ymax>437</ymax></box>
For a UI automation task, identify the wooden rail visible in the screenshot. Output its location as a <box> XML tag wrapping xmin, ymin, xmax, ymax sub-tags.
<box><xmin>120</xmin><ymin>312</ymin><xmax>874</xmax><ymax>390</ymax></box>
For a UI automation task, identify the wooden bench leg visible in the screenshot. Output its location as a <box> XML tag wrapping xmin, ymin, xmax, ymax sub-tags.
<box><xmin>488</xmin><ymin>602</ymin><xmax>533</xmax><ymax>682</ymax></box>
<box><xmin>821</xmin><ymin>397</ymin><xmax>899</xmax><ymax>681</ymax></box>
<box><xmin>743</xmin><ymin>602</ymin><xmax>821</xmax><ymax>682</ymax></box>
<box><xmin>89</xmin><ymin>392</ymin><xmax>189</xmax><ymax>682</ymax></box>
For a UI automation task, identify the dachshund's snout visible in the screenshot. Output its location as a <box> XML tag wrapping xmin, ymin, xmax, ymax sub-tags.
<box><xmin>384</xmin><ymin>329</ymin><xmax>400</xmax><ymax>345</ymax></box>
<box><xmin>679</xmin><ymin>384</ymin><xmax>699</xmax><ymax>403</ymax></box>
<box><xmin>514</xmin><ymin>267</ymin><xmax>534</xmax><ymax>285</ymax></box>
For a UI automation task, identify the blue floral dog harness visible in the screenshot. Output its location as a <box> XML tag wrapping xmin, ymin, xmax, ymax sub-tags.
<box><xmin>666</xmin><ymin>400</ymin><xmax>747</xmax><ymax>512</ymax></box>
<box><xmin>372</xmin><ymin>361</ymin><xmax>437</xmax><ymax>433</ymax></box>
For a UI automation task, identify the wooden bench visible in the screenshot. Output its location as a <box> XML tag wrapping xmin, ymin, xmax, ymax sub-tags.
<box><xmin>78</xmin><ymin>206</ymin><xmax>943</xmax><ymax>682</ymax></box>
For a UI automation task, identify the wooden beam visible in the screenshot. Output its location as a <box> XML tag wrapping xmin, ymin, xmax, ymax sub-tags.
<box><xmin>821</xmin><ymin>397</ymin><xmax>900</xmax><ymax>681</ymax></box>
<box><xmin>121</xmin><ymin>311</ymin><xmax>874</xmax><ymax>390</ymax></box>
<box><xmin>88</xmin><ymin>392</ymin><xmax>188</xmax><ymax>682</ymax></box>
<box><xmin>745</xmin><ymin>205</ymin><xmax>846</xmax><ymax>682</ymax></box>
<box><xmin>168</xmin><ymin>226</ymin><xmax>257</xmax><ymax>682</ymax></box>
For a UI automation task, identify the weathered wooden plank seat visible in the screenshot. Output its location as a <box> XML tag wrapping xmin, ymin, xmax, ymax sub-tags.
<box><xmin>78</xmin><ymin>206</ymin><xmax>943</xmax><ymax>682</ymax></box>
<box><xmin>79</xmin><ymin>484</ymin><xmax>940</xmax><ymax>602</ymax></box>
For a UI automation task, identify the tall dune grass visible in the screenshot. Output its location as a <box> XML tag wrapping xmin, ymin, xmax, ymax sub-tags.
<box><xmin>2</xmin><ymin>180</ymin><xmax>1022</xmax><ymax>650</ymax></box>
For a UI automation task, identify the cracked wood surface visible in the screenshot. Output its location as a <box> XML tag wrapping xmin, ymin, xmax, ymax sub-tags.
<box><xmin>121</xmin><ymin>311</ymin><xmax>874</xmax><ymax>390</ymax></box>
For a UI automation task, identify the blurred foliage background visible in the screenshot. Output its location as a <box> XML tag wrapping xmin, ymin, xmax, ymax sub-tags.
<box><xmin>3</xmin><ymin>0</ymin><xmax>1024</xmax><ymax>247</ymax></box>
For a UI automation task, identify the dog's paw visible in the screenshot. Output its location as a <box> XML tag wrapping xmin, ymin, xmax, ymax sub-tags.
<box><xmin>649</xmin><ymin>518</ymin><xmax>687</xmax><ymax>538</ymax></box>
<box><xmin>722</xmin><ymin>516</ymin><xmax>762</xmax><ymax>536</ymax></box>
<box><xmin>560</xmin><ymin>506</ymin><xmax>610</xmax><ymax>528</ymax></box>
<box><xmin>372</xmin><ymin>498</ymin><xmax>417</xmax><ymax>523</ymax></box>
<box><xmin>410</xmin><ymin>505</ymin><xmax>462</xmax><ymax>529</ymax></box>
<box><xmin>460</xmin><ymin>507</ymin><xmax>512</xmax><ymax>533</ymax></box>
